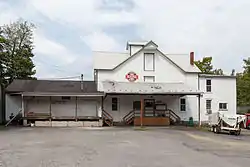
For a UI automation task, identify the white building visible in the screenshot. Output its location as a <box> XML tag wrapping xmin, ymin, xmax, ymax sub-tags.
<box><xmin>94</xmin><ymin>41</ymin><xmax>236</xmax><ymax>126</ymax></box>
<box><xmin>5</xmin><ymin>40</ymin><xmax>236</xmax><ymax>127</ymax></box>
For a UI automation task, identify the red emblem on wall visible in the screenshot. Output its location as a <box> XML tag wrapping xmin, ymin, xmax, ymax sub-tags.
<box><xmin>125</xmin><ymin>72</ymin><xmax>138</xmax><ymax>82</ymax></box>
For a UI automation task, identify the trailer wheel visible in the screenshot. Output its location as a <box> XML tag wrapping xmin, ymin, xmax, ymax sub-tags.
<box><xmin>214</xmin><ymin>126</ymin><xmax>220</xmax><ymax>134</ymax></box>
<box><xmin>247</xmin><ymin>125</ymin><xmax>250</xmax><ymax>130</ymax></box>
<box><xmin>235</xmin><ymin>130</ymin><xmax>241</xmax><ymax>136</ymax></box>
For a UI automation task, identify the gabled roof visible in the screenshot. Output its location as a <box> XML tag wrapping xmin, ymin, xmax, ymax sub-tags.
<box><xmin>6</xmin><ymin>79</ymin><xmax>102</xmax><ymax>94</ymax></box>
<box><xmin>199</xmin><ymin>74</ymin><xmax>236</xmax><ymax>78</ymax></box>
<box><xmin>126</xmin><ymin>41</ymin><xmax>148</xmax><ymax>50</ymax></box>
<box><xmin>94</xmin><ymin>40</ymin><xmax>201</xmax><ymax>73</ymax></box>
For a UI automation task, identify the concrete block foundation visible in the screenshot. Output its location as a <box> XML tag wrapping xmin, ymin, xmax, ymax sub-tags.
<box><xmin>35</xmin><ymin>121</ymin><xmax>52</xmax><ymax>127</ymax></box>
<box><xmin>68</xmin><ymin>121</ymin><xmax>84</xmax><ymax>127</ymax></box>
<box><xmin>52</xmin><ymin>121</ymin><xmax>67</xmax><ymax>127</ymax></box>
<box><xmin>34</xmin><ymin>120</ymin><xmax>102</xmax><ymax>127</ymax></box>
<box><xmin>83</xmin><ymin>121</ymin><xmax>100</xmax><ymax>127</ymax></box>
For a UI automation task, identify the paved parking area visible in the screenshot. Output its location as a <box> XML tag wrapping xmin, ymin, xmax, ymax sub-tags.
<box><xmin>0</xmin><ymin>127</ymin><xmax>250</xmax><ymax>167</ymax></box>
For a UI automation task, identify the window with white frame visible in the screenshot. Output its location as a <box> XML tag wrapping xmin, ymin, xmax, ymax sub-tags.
<box><xmin>219</xmin><ymin>103</ymin><xmax>227</xmax><ymax>110</ymax></box>
<box><xmin>180</xmin><ymin>98</ymin><xmax>186</xmax><ymax>112</ymax></box>
<box><xmin>206</xmin><ymin>99</ymin><xmax>212</xmax><ymax>114</ymax></box>
<box><xmin>144</xmin><ymin>76</ymin><xmax>155</xmax><ymax>82</ymax></box>
<box><xmin>144</xmin><ymin>53</ymin><xmax>155</xmax><ymax>71</ymax></box>
<box><xmin>206</xmin><ymin>79</ymin><xmax>212</xmax><ymax>92</ymax></box>
<box><xmin>112</xmin><ymin>97</ymin><xmax>118</xmax><ymax>111</ymax></box>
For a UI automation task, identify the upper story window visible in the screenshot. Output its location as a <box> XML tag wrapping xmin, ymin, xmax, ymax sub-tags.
<box><xmin>144</xmin><ymin>53</ymin><xmax>155</xmax><ymax>71</ymax></box>
<box><xmin>144</xmin><ymin>76</ymin><xmax>155</xmax><ymax>82</ymax></box>
<box><xmin>206</xmin><ymin>79</ymin><xmax>212</xmax><ymax>92</ymax></box>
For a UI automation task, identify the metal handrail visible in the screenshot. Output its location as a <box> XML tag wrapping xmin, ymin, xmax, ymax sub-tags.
<box><xmin>102</xmin><ymin>110</ymin><xmax>113</xmax><ymax>120</ymax></box>
<box><xmin>166</xmin><ymin>109</ymin><xmax>181</xmax><ymax>122</ymax></box>
<box><xmin>123</xmin><ymin>110</ymin><xmax>135</xmax><ymax>121</ymax></box>
<box><xmin>5</xmin><ymin>109</ymin><xmax>22</xmax><ymax>127</ymax></box>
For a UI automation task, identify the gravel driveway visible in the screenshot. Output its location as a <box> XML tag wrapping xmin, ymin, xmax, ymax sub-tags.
<box><xmin>0</xmin><ymin>127</ymin><xmax>250</xmax><ymax>167</ymax></box>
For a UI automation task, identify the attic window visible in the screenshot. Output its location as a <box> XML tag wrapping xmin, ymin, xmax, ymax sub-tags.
<box><xmin>144</xmin><ymin>53</ymin><xmax>155</xmax><ymax>71</ymax></box>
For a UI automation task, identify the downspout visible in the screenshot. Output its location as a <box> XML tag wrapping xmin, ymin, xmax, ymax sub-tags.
<box><xmin>198</xmin><ymin>74</ymin><xmax>200</xmax><ymax>90</ymax></box>
<box><xmin>198</xmin><ymin>94</ymin><xmax>201</xmax><ymax>127</ymax></box>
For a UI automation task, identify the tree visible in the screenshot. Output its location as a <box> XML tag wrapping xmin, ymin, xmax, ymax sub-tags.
<box><xmin>0</xmin><ymin>19</ymin><xmax>36</xmax><ymax>87</ymax></box>
<box><xmin>194</xmin><ymin>56</ymin><xmax>224</xmax><ymax>75</ymax></box>
<box><xmin>194</xmin><ymin>57</ymin><xmax>213</xmax><ymax>74</ymax></box>
<box><xmin>237</xmin><ymin>58</ymin><xmax>250</xmax><ymax>106</ymax></box>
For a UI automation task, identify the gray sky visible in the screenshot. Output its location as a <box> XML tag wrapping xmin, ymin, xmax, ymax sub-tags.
<box><xmin>1</xmin><ymin>0</ymin><xmax>249</xmax><ymax>79</ymax></box>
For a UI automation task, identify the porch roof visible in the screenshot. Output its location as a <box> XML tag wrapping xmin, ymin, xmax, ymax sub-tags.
<box><xmin>11</xmin><ymin>92</ymin><xmax>104</xmax><ymax>97</ymax></box>
<box><xmin>100</xmin><ymin>81</ymin><xmax>203</xmax><ymax>95</ymax></box>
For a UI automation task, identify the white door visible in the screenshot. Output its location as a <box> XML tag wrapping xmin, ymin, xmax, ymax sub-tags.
<box><xmin>26</xmin><ymin>97</ymin><xmax>50</xmax><ymax>115</ymax></box>
<box><xmin>51</xmin><ymin>96</ymin><xmax>76</xmax><ymax>117</ymax></box>
<box><xmin>77</xmin><ymin>99</ymin><xmax>97</xmax><ymax>117</ymax></box>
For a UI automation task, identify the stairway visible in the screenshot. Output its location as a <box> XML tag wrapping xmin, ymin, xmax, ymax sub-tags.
<box><xmin>102</xmin><ymin>110</ymin><xmax>113</xmax><ymax>126</ymax></box>
<box><xmin>166</xmin><ymin>109</ymin><xmax>181</xmax><ymax>125</ymax></box>
<box><xmin>123</xmin><ymin>110</ymin><xmax>135</xmax><ymax>125</ymax></box>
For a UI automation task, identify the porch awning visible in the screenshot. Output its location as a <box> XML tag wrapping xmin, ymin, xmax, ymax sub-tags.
<box><xmin>100</xmin><ymin>81</ymin><xmax>203</xmax><ymax>95</ymax></box>
<box><xmin>20</xmin><ymin>92</ymin><xmax>104</xmax><ymax>97</ymax></box>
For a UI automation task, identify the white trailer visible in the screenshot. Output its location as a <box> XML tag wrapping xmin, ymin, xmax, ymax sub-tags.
<box><xmin>208</xmin><ymin>112</ymin><xmax>246</xmax><ymax>135</ymax></box>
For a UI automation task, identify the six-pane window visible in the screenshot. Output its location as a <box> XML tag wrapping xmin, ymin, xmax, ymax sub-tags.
<box><xmin>206</xmin><ymin>79</ymin><xmax>211</xmax><ymax>92</ymax></box>
<box><xmin>206</xmin><ymin>100</ymin><xmax>212</xmax><ymax>114</ymax></box>
<box><xmin>180</xmin><ymin>98</ymin><xmax>186</xmax><ymax>111</ymax></box>
<box><xmin>112</xmin><ymin>98</ymin><xmax>118</xmax><ymax>111</ymax></box>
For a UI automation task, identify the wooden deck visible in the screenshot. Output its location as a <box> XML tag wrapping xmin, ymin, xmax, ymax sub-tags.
<box><xmin>134</xmin><ymin>117</ymin><xmax>170</xmax><ymax>126</ymax></box>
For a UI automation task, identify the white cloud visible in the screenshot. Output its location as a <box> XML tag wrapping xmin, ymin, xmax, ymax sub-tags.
<box><xmin>33</xmin><ymin>31</ymin><xmax>76</xmax><ymax>64</ymax></box>
<box><xmin>81</xmin><ymin>31</ymin><xmax>121</xmax><ymax>51</ymax></box>
<box><xmin>130</xmin><ymin>0</ymin><xmax>250</xmax><ymax>73</ymax></box>
<box><xmin>33</xmin><ymin>31</ymin><xmax>94</xmax><ymax>78</ymax></box>
<box><xmin>2</xmin><ymin>0</ymin><xmax>250</xmax><ymax>76</ymax></box>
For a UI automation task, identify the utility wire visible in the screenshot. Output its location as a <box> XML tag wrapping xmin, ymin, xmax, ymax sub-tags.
<box><xmin>34</xmin><ymin>58</ymin><xmax>82</xmax><ymax>75</ymax></box>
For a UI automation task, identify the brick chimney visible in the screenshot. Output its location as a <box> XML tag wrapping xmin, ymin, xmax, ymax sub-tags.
<box><xmin>190</xmin><ymin>52</ymin><xmax>194</xmax><ymax>65</ymax></box>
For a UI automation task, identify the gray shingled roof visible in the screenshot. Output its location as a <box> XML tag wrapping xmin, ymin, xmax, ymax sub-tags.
<box><xmin>6</xmin><ymin>79</ymin><xmax>100</xmax><ymax>94</ymax></box>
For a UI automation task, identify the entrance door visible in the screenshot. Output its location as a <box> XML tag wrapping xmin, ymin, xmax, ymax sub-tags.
<box><xmin>144</xmin><ymin>99</ymin><xmax>155</xmax><ymax>117</ymax></box>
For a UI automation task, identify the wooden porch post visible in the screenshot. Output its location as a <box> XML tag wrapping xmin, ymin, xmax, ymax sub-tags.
<box><xmin>49</xmin><ymin>96</ymin><xmax>52</xmax><ymax>123</ymax></box>
<box><xmin>198</xmin><ymin>94</ymin><xmax>201</xmax><ymax>128</ymax></box>
<box><xmin>21</xmin><ymin>94</ymin><xmax>27</xmax><ymax>126</ymax></box>
<box><xmin>140</xmin><ymin>96</ymin><xmax>143</xmax><ymax>127</ymax></box>
<box><xmin>75</xmin><ymin>96</ymin><xmax>78</xmax><ymax>121</ymax></box>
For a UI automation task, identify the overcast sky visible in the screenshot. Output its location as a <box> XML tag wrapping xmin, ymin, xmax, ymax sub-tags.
<box><xmin>1</xmin><ymin>0</ymin><xmax>250</xmax><ymax>79</ymax></box>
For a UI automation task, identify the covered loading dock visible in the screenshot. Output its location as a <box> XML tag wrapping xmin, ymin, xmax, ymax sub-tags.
<box><xmin>5</xmin><ymin>79</ymin><xmax>104</xmax><ymax>126</ymax></box>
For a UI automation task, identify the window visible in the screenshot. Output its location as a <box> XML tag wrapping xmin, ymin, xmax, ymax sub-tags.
<box><xmin>206</xmin><ymin>79</ymin><xmax>212</xmax><ymax>92</ymax></box>
<box><xmin>133</xmin><ymin>101</ymin><xmax>141</xmax><ymax>110</ymax></box>
<box><xmin>144</xmin><ymin>76</ymin><xmax>155</xmax><ymax>82</ymax></box>
<box><xmin>144</xmin><ymin>53</ymin><xmax>155</xmax><ymax>71</ymax></box>
<box><xmin>180</xmin><ymin>98</ymin><xmax>186</xmax><ymax>112</ymax></box>
<box><xmin>61</xmin><ymin>96</ymin><xmax>71</xmax><ymax>100</ymax></box>
<box><xmin>112</xmin><ymin>97</ymin><xmax>118</xmax><ymax>111</ymax></box>
<box><xmin>219</xmin><ymin>103</ymin><xmax>227</xmax><ymax>110</ymax></box>
<box><xmin>206</xmin><ymin>100</ymin><xmax>212</xmax><ymax>114</ymax></box>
